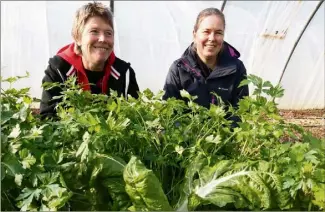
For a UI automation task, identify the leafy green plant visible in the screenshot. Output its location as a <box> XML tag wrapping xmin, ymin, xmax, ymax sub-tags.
<box><xmin>1</xmin><ymin>73</ymin><xmax>324</xmax><ymax>211</ymax></box>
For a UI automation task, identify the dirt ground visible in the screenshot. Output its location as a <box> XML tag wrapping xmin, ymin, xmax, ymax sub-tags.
<box><xmin>280</xmin><ymin>109</ymin><xmax>324</xmax><ymax>139</ymax></box>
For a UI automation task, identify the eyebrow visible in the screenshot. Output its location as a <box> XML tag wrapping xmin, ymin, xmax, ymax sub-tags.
<box><xmin>203</xmin><ymin>28</ymin><xmax>224</xmax><ymax>32</ymax></box>
<box><xmin>88</xmin><ymin>27</ymin><xmax>113</xmax><ymax>32</ymax></box>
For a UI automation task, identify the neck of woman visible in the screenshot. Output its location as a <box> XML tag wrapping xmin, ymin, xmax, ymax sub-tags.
<box><xmin>82</xmin><ymin>57</ymin><xmax>105</xmax><ymax>72</ymax></box>
<box><xmin>198</xmin><ymin>53</ymin><xmax>217</xmax><ymax>70</ymax></box>
<box><xmin>204</xmin><ymin>59</ymin><xmax>217</xmax><ymax>70</ymax></box>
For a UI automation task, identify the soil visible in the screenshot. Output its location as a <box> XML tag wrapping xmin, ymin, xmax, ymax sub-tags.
<box><xmin>279</xmin><ymin>109</ymin><xmax>324</xmax><ymax>140</ymax></box>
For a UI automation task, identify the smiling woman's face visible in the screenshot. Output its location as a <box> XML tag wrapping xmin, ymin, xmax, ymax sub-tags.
<box><xmin>193</xmin><ymin>15</ymin><xmax>225</xmax><ymax>61</ymax></box>
<box><xmin>77</xmin><ymin>16</ymin><xmax>114</xmax><ymax>69</ymax></box>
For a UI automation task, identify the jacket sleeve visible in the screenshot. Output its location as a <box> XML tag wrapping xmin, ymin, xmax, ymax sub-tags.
<box><xmin>162</xmin><ymin>61</ymin><xmax>182</xmax><ymax>100</ymax></box>
<box><xmin>127</xmin><ymin>66</ymin><xmax>140</xmax><ymax>99</ymax></box>
<box><xmin>39</xmin><ymin>64</ymin><xmax>64</xmax><ymax>119</ymax></box>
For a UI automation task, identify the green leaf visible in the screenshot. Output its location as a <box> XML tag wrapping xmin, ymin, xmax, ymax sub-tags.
<box><xmin>2</xmin><ymin>154</ymin><xmax>24</xmax><ymax>176</ymax></box>
<box><xmin>1</xmin><ymin>110</ymin><xmax>15</xmax><ymax>124</ymax></box>
<box><xmin>205</xmin><ymin>134</ymin><xmax>222</xmax><ymax>145</ymax></box>
<box><xmin>312</xmin><ymin>184</ymin><xmax>325</xmax><ymax>209</ymax></box>
<box><xmin>262</xmin><ymin>81</ymin><xmax>273</xmax><ymax>88</ymax></box>
<box><xmin>19</xmin><ymin>105</ymin><xmax>28</xmax><ymax>122</ymax></box>
<box><xmin>304</xmin><ymin>150</ymin><xmax>320</xmax><ymax>164</ymax></box>
<box><xmin>96</xmin><ymin>154</ymin><xmax>126</xmax><ymax>178</ymax></box>
<box><xmin>8</xmin><ymin>124</ymin><xmax>21</xmax><ymax>138</ymax></box>
<box><xmin>283</xmin><ymin>178</ymin><xmax>295</xmax><ymax>189</ymax></box>
<box><xmin>314</xmin><ymin>169</ymin><xmax>325</xmax><ymax>183</ymax></box>
<box><xmin>76</xmin><ymin>132</ymin><xmax>90</xmax><ymax>161</ymax></box>
<box><xmin>205</xmin><ymin>188</ymin><xmax>247</xmax><ymax>208</ymax></box>
<box><xmin>15</xmin><ymin>174</ymin><xmax>23</xmax><ymax>186</ymax></box>
<box><xmin>16</xmin><ymin>188</ymin><xmax>42</xmax><ymax>211</ymax></box>
<box><xmin>195</xmin><ymin>169</ymin><xmax>251</xmax><ymax>198</ymax></box>
<box><xmin>59</xmin><ymin>173</ymin><xmax>68</xmax><ymax>188</ymax></box>
<box><xmin>180</xmin><ymin>89</ymin><xmax>192</xmax><ymax>100</ymax></box>
<box><xmin>102</xmin><ymin>178</ymin><xmax>131</xmax><ymax>211</ymax></box>
<box><xmin>21</xmin><ymin>154</ymin><xmax>36</xmax><ymax>169</ymax></box>
<box><xmin>1</xmin><ymin>165</ymin><xmax>5</xmax><ymax>180</ymax></box>
<box><xmin>123</xmin><ymin>156</ymin><xmax>172</xmax><ymax>211</ymax></box>
<box><xmin>175</xmin><ymin>145</ymin><xmax>185</xmax><ymax>155</ymax></box>
<box><xmin>238</xmin><ymin>79</ymin><xmax>249</xmax><ymax>88</ymax></box>
<box><xmin>37</xmin><ymin>172</ymin><xmax>60</xmax><ymax>185</ymax></box>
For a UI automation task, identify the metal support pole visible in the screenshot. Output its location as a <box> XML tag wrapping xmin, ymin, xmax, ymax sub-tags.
<box><xmin>221</xmin><ymin>0</ymin><xmax>227</xmax><ymax>12</ymax></box>
<box><xmin>278</xmin><ymin>0</ymin><xmax>324</xmax><ymax>84</ymax></box>
<box><xmin>110</xmin><ymin>0</ymin><xmax>114</xmax><ymax>14</ymax></box>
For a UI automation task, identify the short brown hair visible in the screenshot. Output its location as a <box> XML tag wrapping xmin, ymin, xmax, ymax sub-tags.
<box><xmin>193</xmin><ymin>7</ymin><xmax>226</xmax><ymax>32</ymax></box>
<box><xmin>71</xmin><ymin>1</ymin><xmax>114</xmax><ymax>54</ymax></box>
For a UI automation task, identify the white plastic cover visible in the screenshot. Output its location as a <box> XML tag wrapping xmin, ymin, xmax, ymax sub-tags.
<box><xmin>1</xmin><ymin>1</ymin><xmax>324</xmax><ymax>109</ymax></box>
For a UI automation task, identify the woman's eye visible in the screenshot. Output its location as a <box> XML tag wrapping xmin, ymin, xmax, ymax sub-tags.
<box><xmin>90</xmin><ymin>30</ymin><xmax>99</xmax><ymax>34</ymax></box>
<box><xmin>105</xmin><ymin>31</ymin><xmax>113</xmax><ymax>36</ymax></box>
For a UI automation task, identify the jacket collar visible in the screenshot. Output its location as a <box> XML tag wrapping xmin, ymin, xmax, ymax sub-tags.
<box><xmin>56</xmin><ymin>43</ymin><xmax>116</xmax><ymax>93</ymax></box>
<box><xmin>180</xmin><ymin>41</ymin><xmax>240</xmax><ymax>78</ymax></box>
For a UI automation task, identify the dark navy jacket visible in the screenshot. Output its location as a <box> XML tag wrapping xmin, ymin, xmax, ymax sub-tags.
<box><xmin>163</xmin><ymin>41</ymin><xmax>249</xmax><ymax>109</ymax></box>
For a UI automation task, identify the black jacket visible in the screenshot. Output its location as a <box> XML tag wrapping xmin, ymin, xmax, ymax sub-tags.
<box><xmin>40</xmin><ymin>44</ymin><xmax>139</xmax><ymax>118</ymax></box>
<box><xmin>163</xmin><ymin>41</ymin><xmax>249</xmax><ymax>110</ymax></box>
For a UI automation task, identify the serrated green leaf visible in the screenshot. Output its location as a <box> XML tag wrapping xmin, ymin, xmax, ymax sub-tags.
<box><xmin>76</xmin><ymin>132</ymin><xmax>91</xmax><ymax>161</ymax></box>
<box><xmin>16</xmin><ymin>188</ymin><xmax>42</xmax><ymax>211</ymax></box>
<box><xmin>15</xmin><ymin>174</ymin><xmax>23</xmax><ymax>186</ymax></box>
<box><xmin>21</xmin><ymin>154</ymin><xmax>36</xmax><ymax>169</ymax></box>
<box><xmin>313</xmin><ymin>169</ymin><xmax>325</xmax><ymax>183</ymax></box>
<box><xmin>304</xmin><ymin>150</ymin><xmax>320</xmax><ymax>164</ymax></box>
<box><xmin>8</xmin><ymin>124</ymin><xmax>21</xmax><ymax>138</ymax></box>
<box><xmin>283</xmin><ymin>178</ymin><xmax>295</xmax><ymax>189</ymax></box>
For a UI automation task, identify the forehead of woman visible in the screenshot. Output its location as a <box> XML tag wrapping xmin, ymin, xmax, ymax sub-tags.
<box><xmin>197</xmin><ymin>15</ymin><xmax>225</xmax><ymax>31</ymax></box>
<box><xmin>194</xmin><ymin>8</ymin><xmax>225</xmax><ymax>32</ymax></box>
<box><xmin>84</xmin><ymin>16</ymin><xmax>113</xmax><ymax>31</ymax></box>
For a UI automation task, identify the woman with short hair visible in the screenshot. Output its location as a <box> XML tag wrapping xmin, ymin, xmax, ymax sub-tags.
<box><xmin>40</xmin><ymin>2</ymin><xmax>139</xmax><ymax>118</ymax></box>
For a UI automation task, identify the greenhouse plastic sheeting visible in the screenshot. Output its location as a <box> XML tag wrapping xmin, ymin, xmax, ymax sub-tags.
<box><xmin>1</xmin><ymin>1</ymin><xmax>324</xmax><ymax>109</ymax></box>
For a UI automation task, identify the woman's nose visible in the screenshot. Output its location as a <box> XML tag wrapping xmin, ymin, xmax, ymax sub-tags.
<box><xmin>98</xmin><ymin>33</ymin><xmax>107</xmax><ymax>42</ymax></box>
<box><xmin>208</xmin><ymin>32</ymin><xmax>216</xmax><ymax>41</ymax></box>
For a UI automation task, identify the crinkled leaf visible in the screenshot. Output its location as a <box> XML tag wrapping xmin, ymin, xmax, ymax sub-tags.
<box><xmin>103</xmin><ymin>177</ymin><xmax>131</xmax><ymax>211</ymax></box>
<box><xmin>123</xmin><ymin>156</ymin><xmax>172</xmax><ymax>211</ymax></box>
<box><xmin>96</xmin><ymin>154</ymin><xmax>126</xmax><ymax>178</ymax></box>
